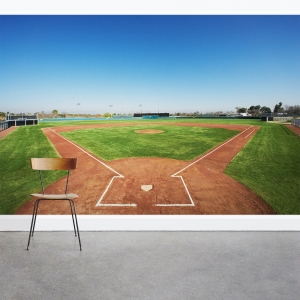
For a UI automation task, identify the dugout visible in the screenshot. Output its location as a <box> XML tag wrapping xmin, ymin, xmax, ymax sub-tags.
<box><xmin>1</xmin><ymin>113</ymin><xmax>39</xmax><ymax>131</ymax></box>
<box><xmin>134</xmin><ymin>112</ymin><xmax>169</xmax><ymax>118</ymax></box>
<box><xmin>142</xmin><ymin>115</ymin><xmax>158</xmax><ymax>119</ymax></box>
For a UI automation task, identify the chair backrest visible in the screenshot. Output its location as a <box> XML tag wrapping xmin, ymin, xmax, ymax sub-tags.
<box><xmin>31</xmin><ymin>158</ymin><xmax>77</xmax><ymax>171</ymax></box>
<box><xmin>30</xmin><ymin>158</ymin><xmax>77</xmax><ymax>194</ymax></box>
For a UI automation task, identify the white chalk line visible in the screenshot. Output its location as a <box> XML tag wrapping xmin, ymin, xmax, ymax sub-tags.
<box><xmin>245</xmin><ymin>130</ymin><xmax>255</xmax><ymax>139</ymax></box>
<box><xmin>172</xmin><ymin>126</ymin><xmax>253</xmax><ymax>176</ymax></box>
<box><xmin>96</xmin><ymin>176</ymin><xmax>136</xmax><ymax>207</ymax></box>
<box><xmin>47</xmin><ymin>128</ymin><xmax>136</xmax><ymax>207</ymax></box>
<box><xmin>156</xmin><ymin>175</ymin><xmax>195</xmax><ymax>207</ymax></box>
<box><xmin>155</xmin><ymin>126</ymin><xmax>254</xmax><ymax>207</ymax></box>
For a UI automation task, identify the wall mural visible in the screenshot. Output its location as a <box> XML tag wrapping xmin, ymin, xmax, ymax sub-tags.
<box><xmin>1</xmin><ymin>15</ymin><xmax>299</xmax><ymax>218</ymax></box>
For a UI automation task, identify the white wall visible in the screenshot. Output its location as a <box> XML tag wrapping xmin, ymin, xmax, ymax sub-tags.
<box><xmin>1</xmin><ymin>215</ymin><xmax>300</xmax><ymax>231</ymax></box>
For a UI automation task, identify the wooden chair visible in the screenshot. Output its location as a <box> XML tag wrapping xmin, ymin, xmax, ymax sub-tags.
<box><xmin>27</xmin><ymin>158</ymin><xmax>82</xmax><ymax>250</ymax></box>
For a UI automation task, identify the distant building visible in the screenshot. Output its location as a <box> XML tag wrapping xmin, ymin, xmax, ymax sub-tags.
<box><xmin>238</xmin><ymin>113</ymin><xmax>252</xmax><ymax>117</ymax></box>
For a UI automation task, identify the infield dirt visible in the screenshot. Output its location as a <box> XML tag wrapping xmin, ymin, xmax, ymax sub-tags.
<box><xmin>16</xmin><ymin>122</ymin><xmax>275</xmax><ymax>215</ymax></box>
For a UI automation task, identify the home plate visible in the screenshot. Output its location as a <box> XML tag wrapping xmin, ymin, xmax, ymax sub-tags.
<box><xmin>141</xmin><ymin>185</ymin><xmax>153</xmax><ymax>192</ymax></box>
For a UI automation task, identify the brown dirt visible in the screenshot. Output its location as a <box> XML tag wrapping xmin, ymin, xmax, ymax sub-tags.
<box><xmin>135</xmin><ymin>129</ymin><xmax>164</xmax><ymax>134</ymax></box>
<box><xmin>0</xmin><ymin>126</ymin><xmax>17</xmax><ymax>138</ymax></box>
<box><xmin>284</xmin><ymin>124</ymin><xmax>300</xmax><ymax>136</ymax></box>
<box><xmin>16</xmin><ymin>123</ymin><xmax>275</xmax><ymax>215</ymax></box>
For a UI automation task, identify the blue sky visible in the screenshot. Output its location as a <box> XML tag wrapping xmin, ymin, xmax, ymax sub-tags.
<box><xmin>0</xmin><ymin>15</ymin><xmax>299</xmax><ymax>115</ymax></box>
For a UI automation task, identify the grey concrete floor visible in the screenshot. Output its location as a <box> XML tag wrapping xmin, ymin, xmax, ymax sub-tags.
<box><xmin>0</xmin><ymin>231</ymin><xmax>299</xmax><ymax>300</ymax></box>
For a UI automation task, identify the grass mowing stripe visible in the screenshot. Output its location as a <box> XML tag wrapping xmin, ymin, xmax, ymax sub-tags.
<box><xmin>0</xmin><ymin>126</ymin><xmax>64</xmax><ymax>214</ymax></box>
<box><xmin>61</xmin><ymin>125</ymin><xmax>239</xmax><ymax>161</ymax></box>
<box><xmin>225</xmin><ymin>123</ymin><xmax>300</xmax><ymax>214</ymax></box>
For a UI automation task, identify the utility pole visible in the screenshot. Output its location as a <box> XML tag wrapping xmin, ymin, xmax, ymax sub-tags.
<box><xmin>109</xmin><ymin>105</ymin><xmax>113</xmax><ymax>118</ymax></box>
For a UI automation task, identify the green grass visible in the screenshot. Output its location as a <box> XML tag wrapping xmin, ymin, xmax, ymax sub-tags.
<box><xmin>39</xmin><ymin>117</ymin><xmax>263</xmax><ymax>128</ymax></box>
<box><xmin>0</xmin><ymin>126</ymin><xmax>64</xmax><ymax>214</ymax></box>
<box><xmin>61</xmin><ymin>125</ymin><xmax>238</xmax><ymax>161</ymax></box>
<box><xmin>225</xmin><ymin>123</ymin><xmax>300</xmax><ymax>214</ymax></box>
<box><xmin>1</xmin><ymin>118</ymin><xmax>299</xmax><ymax>214</ymax></box>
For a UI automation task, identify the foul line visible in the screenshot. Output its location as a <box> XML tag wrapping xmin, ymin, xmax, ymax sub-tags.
<box><xmin>156</xmin><ymin>126</ymin><xmax>254</xmax><ymax>207</ymax></box>
<box><xmin>47</xmin><ymin>128</ymin><xmax>136</xmax><ymax>207</ymax></box>
<box><xmin>245</xmin><ymin>130</ymin><xmax>255</xmax><ymax>139</ymax></box>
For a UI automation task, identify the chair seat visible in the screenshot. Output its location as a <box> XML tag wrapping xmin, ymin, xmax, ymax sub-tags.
<box><xmin>31</xmin><ymin>193</ymin><xmax>78</xmax><ymax>200</ymax></box>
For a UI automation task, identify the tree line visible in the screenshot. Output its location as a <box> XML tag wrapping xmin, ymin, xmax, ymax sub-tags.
<box><xmin>1</xmin><ymin>102</ymin><xmax>299</xmax><ymax>120</ymax></box>
<box><xmin>236</xmin><ymin>102</ymin><xmax>300</xmax><ymax>117</ymax></box>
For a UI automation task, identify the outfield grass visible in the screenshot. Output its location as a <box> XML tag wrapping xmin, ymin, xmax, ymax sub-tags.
<box><xmin>0</xmin><ymin>126</ymin><xmax>63</xmax><ymax>214</ymax></box>
<box><xmin>225</xmin><ymin>123</ymin><xmax>300</xmax><ymax>214</ymax></box>
<box><xmin>61</xmin><ymin>125</ymin><xmax>238</xmax><ymax>161</ymax></box>
<box><xmin>38</xmin><ymin>117</ymin><xmax>263</xmax><ymax>128</ymax></box>
<box><xmin>0</xmin><ymin>118</ymin><xmax>299</xmax><ymax>214</ymax></box>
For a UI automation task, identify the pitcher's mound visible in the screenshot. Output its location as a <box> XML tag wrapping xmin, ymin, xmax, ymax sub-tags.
<box><xmin>135</xmin><ymin>129</ymin><xmax>164</xmax><ymax>134</ymax></box>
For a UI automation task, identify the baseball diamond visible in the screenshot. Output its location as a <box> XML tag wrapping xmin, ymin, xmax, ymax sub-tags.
<box><xmin>15</xmin><ymin>122</ymin><xmax>275</xmax><ymax>215</ymax></box>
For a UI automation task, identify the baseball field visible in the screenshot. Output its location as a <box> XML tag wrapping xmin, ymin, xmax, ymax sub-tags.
<box><xmin>0</xmin><ymin>118</ymin><xmax>299</xmax><ymax>215</ymax></box>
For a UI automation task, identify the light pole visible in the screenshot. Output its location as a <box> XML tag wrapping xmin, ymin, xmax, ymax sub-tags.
<box><xmin>158</xmin><ymin>100</ymin><xmax>159</xmax><ymax>114</ymax></box>
<box><xmin>119</xmin><ymin>100</ymin><xmax>124</xmax><ymax>117</ymax></box>
<box><xmin>109</xmin><ymin>105</ymin><xmax>113</xmax><ymax>118</ymax></box>
<box><xmin>76</xmin><ymin>103</ymin><xmax>80</xmax><ymax>117</ymax></box>
<box><xmin>72</xmin><ymin>97</ymin><xmax>76</xmax><ymax>117</ymax></box>
<box><xmin>139</xmin><ymin>104</ymin><xmax>142</xmax><ymax>115</ymax></box>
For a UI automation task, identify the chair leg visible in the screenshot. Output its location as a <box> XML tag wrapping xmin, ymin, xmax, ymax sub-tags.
<box><xmin>27</xmin><ymin>198</ymin><xmax>82</xmax><ymax>251</ymax></box>
<box><xmin>27</xmin><ymin>199</ymin><xmax>40</xmax><ymax>250</ymax></box>
<box><xmin>68</xmin><ymin>199</ymin><xmax>77</xmax><ymax>236</ymax></box>
<box><xmin>31</xmin><ymin>199</ymin><xmax>41</xmax><ymax>236</ymax></box>
<box><xmin>70</xmin><ymin>199</ymin><xmax>82</xmax><ymax>251</ymax></box>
